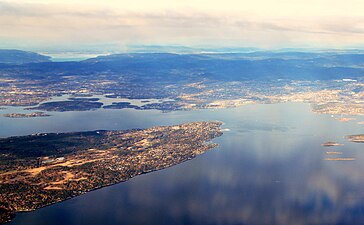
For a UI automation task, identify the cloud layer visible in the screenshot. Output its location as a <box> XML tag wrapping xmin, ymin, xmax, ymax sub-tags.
<box><xmin>1</xmin><ymin>0</ymin><xmax>364</xmax><ymax>50</ymax></box>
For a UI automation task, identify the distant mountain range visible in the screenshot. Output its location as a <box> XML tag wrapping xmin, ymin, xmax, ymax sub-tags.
<box><xmin>0</xmin><ymin>49</ymin><xmax>363</xmax><ymax>81</ymax></box>
<box><xmin>0</xmin><ymin>49</ymin><xmax>51</xmax><ymax>64</ymax></box>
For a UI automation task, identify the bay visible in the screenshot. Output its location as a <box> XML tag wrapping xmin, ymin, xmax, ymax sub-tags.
<box><xmin>2</xmin><ymin>103</ymin><xmax>364</xmax><ymax>225</ymax></box>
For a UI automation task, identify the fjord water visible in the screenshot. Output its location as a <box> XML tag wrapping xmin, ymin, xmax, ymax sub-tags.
<box><xmin>2</xmin><ymin>103</ymin><xmax>364</xmax><ymax>225</ymax></box>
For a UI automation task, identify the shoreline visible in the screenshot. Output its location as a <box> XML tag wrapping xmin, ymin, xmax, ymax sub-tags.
<box><xmin>0</xmin><ymin>122</ymin><xmax>223</xmax><ymax>224</ymax></box>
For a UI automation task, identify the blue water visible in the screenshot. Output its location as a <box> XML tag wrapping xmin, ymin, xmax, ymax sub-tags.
<box><xmin>3</xmin><ymin>103</ymin><xmax>364</xmax><ymax>225</ymax></box>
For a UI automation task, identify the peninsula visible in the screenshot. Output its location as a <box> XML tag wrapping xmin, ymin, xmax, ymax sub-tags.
<box><xmin>0</xmin><ymin>121</ymin><xmax>223</xmax><ymax>224</ymax></box>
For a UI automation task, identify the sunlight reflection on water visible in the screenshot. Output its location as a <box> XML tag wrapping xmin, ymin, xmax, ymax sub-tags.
<box><xmin>5</xmin><ymin>102</ymin><xmax>364</xmax><ymax>225</ymax></box>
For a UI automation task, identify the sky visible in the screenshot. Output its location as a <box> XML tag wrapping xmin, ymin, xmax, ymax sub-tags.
<box><xmin>1</xmin><ymin>0</ymin><xmax>364</xmax><ymax>52</ymax></box>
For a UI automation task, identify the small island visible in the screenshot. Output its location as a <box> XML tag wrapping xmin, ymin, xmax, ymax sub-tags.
<box><xmin>335</xmin><ymin>117</ymin><xmax>356</xmax><ymax>122</ymax></box>
<box><xmin>103</xmin><ymin>101</ymin><xmax>183</xmax><ymax>111</ymax></box>
<box><xmin>0</xmin><ymin>121</ymin><xmax>223</xmax><ymax>223</ymax></box>
<box><xmin>26</xmin><ymin>100</ymin><xmax>103</xmax><ymax>112</ymax></box>
<box><xmin>325</xmin><ymin>158</ymin><xmax>356</xmax><ymax>161</ymax></box>
<box><xmin>67</xmin><ymin>97</ymin><xmax>100</xmax><ymax>102</ymax></box>
<box><xmin>345</xmin><ymin>135</ymin><xmax>364</xmax><ymax>143</ymax></box>
<box><xmin>325</xmin><ymin>151</ymin><xmax>342</xmax><ymax>155</ymax></box>
<box><xmin>103</xmin><ymin>102</ymin><xmax>140</xmax><ymax>109</ymax></box>
<box><xmin>321</xmin><ymin>142</ymin><xmax>343</xmax><ymax>147</ymax></box>
<box><xmin>1</xmin><ymin>112</ymin><xmax>50</xmax><ymax>118</ymax></box>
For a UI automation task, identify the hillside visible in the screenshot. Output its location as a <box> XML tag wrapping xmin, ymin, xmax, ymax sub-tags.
<box><xmin>0</xmin><ymin>49</ymin><xmax>51</xmax><ymax>64</ymax></box>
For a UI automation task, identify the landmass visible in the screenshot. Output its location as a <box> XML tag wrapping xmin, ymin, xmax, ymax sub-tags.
<box><xmin>1</xmin><ymin>112</ymin><xmax>50</xmax><ymax>118</ymax></box>
<box><xmin>0</xmin><ymin>121</ymin><xmax>223</xmax><ymax>224</ymax></box>
<box><xmin>0</xmin><ymin>52</ymin><xmax>362</xmax><ymax>115</ymax></box>
<box><xmin>345</xmin><ymin>135</ymin><xmax>364</xmax><ymax>143</ymax></box>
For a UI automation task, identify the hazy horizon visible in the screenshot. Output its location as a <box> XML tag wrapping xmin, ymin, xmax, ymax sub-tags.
<box><xmin>3</xmin><ymin>44</ymin><xmax>364</xmax><ymax>62</ymax></box>
<box><xmin>1</xmin><ymin>0</ymin><xmax>364</xmax><ymax>52</ymax></box>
